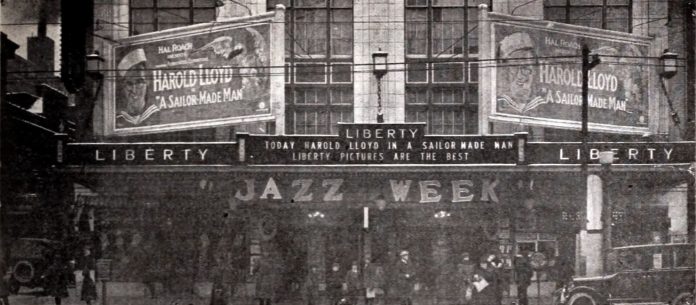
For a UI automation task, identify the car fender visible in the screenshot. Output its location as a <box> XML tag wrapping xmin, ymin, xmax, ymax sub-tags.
<box><xmin>566</xmin><ymin>286</ymin><xmax>606</xmax><ymax>305</ymax></box>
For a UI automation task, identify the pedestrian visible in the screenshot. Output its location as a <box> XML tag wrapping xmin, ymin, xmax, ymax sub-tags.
<box><xmin>81</xmin><ymin>268</ymin><xmax>97</xmax><ymax>305</ymax></box>
<box><xmin>364</xmin><ymin>258</ymin><xmax>385</xmax><ymax>305</ymax></box>
<box><xmin>304</xmin><ymin>266</ymin><xmax>321</xmax><ymax>305</ymax></box>
<box><xmin>487</xmin><ymin>254</ymin><xmax>505</xmax><ymax>305</ymax></box>
<box><xmin>456</xmin><ymin>253</ymin><xmax>475</xmax><ymax>305</ymax></box>
<box><xmin>254</xmin><ymin>256</ymin><xmax>276</xmax><ymax>305</ymax></box>
<box><xmin>327</xmin><ymin>262</ymin><xmax>343</xmax><ymax>305</ymax></box>
<box><xmin>80</xmin><ymin>247</ymin><xmax>98</xmax><ymax>305</ymax></box>
<box><xmin>344</xmin><ymin>262</ymin><xmax>361</xmax><ymax>305</ymax></box>
<box><xmin>44</xmin><ymin>252</ymin><xmax>70</xmax><ymax>305</ymax></box>
<box><xmin>514</xmin><ymin>251</ymin><xmax>533</xmax><ymax>305</ymax></box>
<box><xmin>394</xmin><ymin>250</ymin><xmax>416</xmax><ymax>305</ymax></box>
<box><xmin>471</xmin><ymin>256</ymin><xmax>498</xmax><ymax>305</ymax></box>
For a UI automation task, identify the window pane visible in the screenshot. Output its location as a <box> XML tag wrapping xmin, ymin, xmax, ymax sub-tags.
<box><xmin>132</xmin><ymin>9</ymin><xmax>155</xmax><ymax>24</ymax></box>
<box><xmin>193</xmin><ymin>9</ymin><xmax>216</xmax><ymax>23</ymax></box>
<box><xmin>468</xmin><ymin>62</ymin><xmax>478</xmax><ymax>83</ymax></box>
<box><xmin>295</xmin><ymin>64</ymin><xmax>327</xmax><ymax>83</ymax></box>
<box><xmin>606</xmin><ymin>7</ymin><xmax>630</xmax><ymax>32</ymax></box>
<box><xmin>406</xmin><ymin>0</ymin><xmax>428</xmax><ymax>6</ymax></box>
<box><xmin>407</xmin><ymin>63</ymin><xmax>428</xmax><ymax>83</ymax></box>
<box><xmin>293</xmin><ymin>110</ymin><xmax>328</xmax><ymax>134</ymax></box>
<box><xmin>295</xmin><ymin>10</ymin><xmax>328</xmax><ymax>55</ymax></box>
<box><xmin>158</xmin><ymin>9</ymin><xmax>190</xmax><ymax>23</ymax></box>
<box><xmin>331</xmin><ymin>9</ymin><xmax>353</xmax><ymax>56</ymax></box>
<box><xmin>544</xmin><ymin>7</ymin><xmax>567</xmax><ymax>23</ymax></box>
<box><xmin>330</xmin><ymin>87</ymin><xmax>353</xmax><ymax>105</ymax></box>
<box><xmin>131</xmin><ymin>0</ymin><xmax>154</xmax><ymax>8</ymax></box>
<box><xmin>433</xmin><ymin>8</ymin><xmax>464</xmax><ymax>55</ymax></box>
<box><xmin>193</xmin><ymin>0</ymin><xmax>216</xmax><ymax>7</ymax></box>
<box><xmin>405</xmin><ymin>109</ymin><xmax>428</xmax><ymax>124</ymax></box>
<box><xmin>406</xmin><ymin>9</ymin><xmax>428</xmax><ymax>55</ymax></box>
<box><xmin>158</xmin><ymin>0</ymin><xmax>191</xmax><ymax>8</ymax></box>
<box><xmin>433</xmin><ymin>0</ymin><xmax>465</xmax><ymax>5</ymax></box>
<box><xmin>296</xmin><ymin>0</ymin><xmax>326</xmax><ymax>7</ymax></box>
<box><xmin>331</xmin><ymin>0</ymin><xmax>352</xmax><ymax>8</ymax></box>
<box><xmin>569</xmin><ymin>0</ymin><xmax>602</xmax><ymax>5</ymax></box>
<box><xmin>568</xmin><ymin>7</ymin><xmax>602</xmax><ymax>28</ymax></box>
<box><xmin>133</xmin><ymin>23</ymin><xmax>155</xmax><ymax>35</ymax></box>
<box><xmin>467</xmin><ymin>8</ymin><xmax>479</xmax><ymax>54</ymax></box>
<box><xmin>331</xmin><ymin>64</ymin><xmax>352</xmax><ymax>83</ymax></box>
<box><xmin>294</xmin><ymin>88</ymin><xmax>327</xmax><ymax>104</ymax></box>
<box><xmin>544</xmin><ymin>0</ymin><xmax>566</xmax><ymax>6</ymax></box>
<box><xmin>464</xmin><ymin>105</ymin><xmax>478</xmax><ymax>133</ymax></box>
<box><xmin>406</xmin><ymin>87</ymin><xmax>428</xmax><ymax>104</ymax></box>
<box><xmin>433</xmin><ymin>63</ymin><xmax>464</xmax><ymax>82</ymax></box>
<box><xmin>330</xmin><ymin>110</ymin><xmax>353</xmax><ymax>134</ymax></box>
<box><xmin>432</xmin><ymin>88</ymin><xmax>463</xmax><ymax>104</ymax></box>
<box><xmin>466</xmin><ymin>86</ymin><xmax>478</xmax><ymax>106</ymax></box>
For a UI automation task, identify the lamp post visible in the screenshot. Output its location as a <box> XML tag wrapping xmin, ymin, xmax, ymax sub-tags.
<box><xmin>86</xmin><ymin>50</ymin><xmax>104</xmax><ymax>96</ymax></box>
<box><xmin>598</xmin><ymin>150</ymin><xmax>614</xmax><ymax>273</ymax></box>
<box><xmin>372</xmin><ymin>50</ymin><xmax>388</xmax><ymax>123</ymax></box>
<box><xmin>660</xmin><ymin>49</ymin><xmax>678</xmax><ymax>79</ymax></box>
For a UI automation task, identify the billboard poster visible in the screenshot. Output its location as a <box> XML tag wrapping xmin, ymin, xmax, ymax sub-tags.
<box><xmin>483</xmin><ymin>15</ymin><xmax>652</xmax><ymax>134</ymax></box>
<box><xmin>106</xmin><ymin>14</ymin><xmax>279</xmax><ymax>135</ymax></box>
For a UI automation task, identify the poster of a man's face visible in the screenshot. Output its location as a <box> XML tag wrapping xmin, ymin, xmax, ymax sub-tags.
<box><xmin>116</xmin><ymin>48</ymin><xmax>159</xmax><ymax>126</ymax></box>
<box><xmin>496</xmin><ymin>32</ymin><xmax>541</xmax><ymax>114</ymax></box>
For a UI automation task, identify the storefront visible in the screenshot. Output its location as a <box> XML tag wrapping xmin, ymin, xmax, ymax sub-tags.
<box><xmin>62</xmin><ymin>125</ymin><xmax>694</xmax><ymax>304</ymax></box>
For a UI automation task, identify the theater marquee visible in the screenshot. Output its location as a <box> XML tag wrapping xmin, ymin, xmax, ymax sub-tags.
<box><xmin>479</xmin><ymin>9</ymin><xmax>653</xmax><ymax>134</ymax></box>
<box><xmin>104</xmin><ymin>11</ymin><xmax>284</xmax><ymax>136</ymax></box>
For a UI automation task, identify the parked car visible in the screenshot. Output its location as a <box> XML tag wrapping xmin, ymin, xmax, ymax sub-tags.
<box><xmin>557</xmin><ymin>243</ymin><xmax>694</xmax><ymax>305</ymax></box>
<box><xmin>7</xmin><ymin>238</ymin><xmax>62</xmax><ymax>294</ymax></box>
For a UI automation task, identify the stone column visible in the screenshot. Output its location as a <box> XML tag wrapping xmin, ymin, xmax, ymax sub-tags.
<box><xmin>576</xmin><ymin>174</ymin><xmax>604</xmax><ymax>276</ymax></box>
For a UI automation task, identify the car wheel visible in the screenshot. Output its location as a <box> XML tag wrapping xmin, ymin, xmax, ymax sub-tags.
<box><xmin>567</xmin><ymin>292</ymin><xmax>600</xmax><ymax>305</ymax></box>
<box><xmin>672</xmin><ymin>292</ymin><xmax>694</xmax><ymax>305</ymax></box>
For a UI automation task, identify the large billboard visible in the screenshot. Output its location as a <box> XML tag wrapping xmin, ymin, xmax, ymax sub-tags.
<box><xmin>480</xmin><ymin>11</ymin><xmax>653</xmax><ymax>134</ymax></box>
<box><xmin>105</xmin><ymin>12</ymin><xmax>283</xmax><ymax>136</ymax></box>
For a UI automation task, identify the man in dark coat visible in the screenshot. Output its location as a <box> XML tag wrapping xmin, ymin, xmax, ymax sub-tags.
<box><xmin>395</xmin><ymin>251</ymin><xmax>416</xmax><ymax>305</ymax></box>
<box><xmin>326</xmin><ymin>262</ymin><xmax>343</xmax><ymax>305</ymax></box>
<box><xmin>514</xmin><ymin>251</ymin><xmax>533</xmax><ymax>305</ymax></box>
<box><xmin>304</xmin><ymin>266</ymin><xmax>321</xmax><ymax>305</ymax></box>
<box><xmin>344</xmin><ymin>262</ymin><xmax>361</xmax><ymax>305</ymax></box>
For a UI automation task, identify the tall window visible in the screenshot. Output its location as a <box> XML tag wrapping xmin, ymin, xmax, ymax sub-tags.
<box><xmin>268</xmin><ymin>0</ymin><xmax>354</xmax><ymax>135</ymax></box>
<box><xmin>544</xmin><ymin>0</ymin><xmax>631</xmax><ymax>33</ymax></box>
<box><xmin>405</xmin><ymin>0</ymin><xmax>486</xmax><ymax>135</ymax></box>
<box><xmin>130</xmin><ymin>0</ymin><xmax>217</xmax><ymax>35</ymax></box>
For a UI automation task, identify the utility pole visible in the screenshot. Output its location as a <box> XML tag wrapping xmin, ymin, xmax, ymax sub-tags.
<box><xmin>581</xmin><ymin>45</ymin><xmax>600</xmax><ymax>169</ymax></box>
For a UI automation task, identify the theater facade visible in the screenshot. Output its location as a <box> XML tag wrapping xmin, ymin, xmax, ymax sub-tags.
<box><xmin>62</xmin><ymin>123</ymin><xmax>694</xmax><ymax>303</ymax></box>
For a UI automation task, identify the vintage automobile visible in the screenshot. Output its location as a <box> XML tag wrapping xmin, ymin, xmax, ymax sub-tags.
<box><xmin>558</xmin><ymin>243</ymin><xmax>694</xmax><ymax>305</ymax></box>
<box><xmin>7</xmin><ymin>238</ymin><xmax>63</xmax><ymax>294</ymax></box>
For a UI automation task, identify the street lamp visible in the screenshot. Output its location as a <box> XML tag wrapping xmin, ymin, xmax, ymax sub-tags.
<box><xmin>659</xmin><ymin>49</ymin><xmax>678</xmax><ymax>79</ymax></box>
<box><xmin>599</xmin><ymin>150</ymin><xmax>614</xmax><ymax>273</ymax></box>
<box><xmin>86</xmin><ymin>50</ymin><xmax>105</xmax><ymax>97</ymax></box>
<box><xmin>372</xmin><ymin>50</ymin><xmax>388</xmax><ymax>123</ymax></box>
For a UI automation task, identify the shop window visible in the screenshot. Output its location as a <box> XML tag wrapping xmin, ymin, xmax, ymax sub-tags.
<box><xmin>543</xmin><ymin>0</ymin><xmax>631</xmax><ymax>33</ymax></box>
<box><xmin>268</xmin><ymin>0</ymin><xmax>354</xmax><ymax>135</ymax></box>
<box><xmin>130</xmin><ymin>0</ymin><xmax>217</xmax><ymax>35</ymax></box>
<box><xmin>405</xmin><ymin>0</ymin><xmax>487</xmax><ymax>134</ymax></box>
<box><xmin>516</xmin><ymin>234</ymin><xmax>558</xmax><ymax>280</ymax></box>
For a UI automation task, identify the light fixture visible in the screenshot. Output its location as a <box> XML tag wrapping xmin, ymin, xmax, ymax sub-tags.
<box><xmin>86</xmin><ymin>50</ymin><xmax>105</xmax><ymax>79</ymax></box>
<box><xmin>660</xmin><ymin>49</ymin><xmax>678</xmax><ymax>79</ymax></box>
<box><xmin>598</xmin><ymin>150</ymin><xmax>615</xmax><ymax>166</ymax></box>
<box><xmin>372</xmin><ymin>50</ymin><xmax>388</xmax><ymax>78</ymax></box>
<box><xmin>434</xmin><ymin>210</ymin><xmax>451</xmax><ymax>218</ymax></box>
<box><xmin>307</xmin><ymin>211</ymin><xmax>325</xmax><ymax>219</ymax></box>
<box><xmin>372</xmin><ymin>49</ymin><xmax>388</xmax><ymax>123</ymax></box>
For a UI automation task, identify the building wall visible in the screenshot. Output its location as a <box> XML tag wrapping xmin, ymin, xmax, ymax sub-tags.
<box><xmin>87</xmin><ymin>0</ymin><xmax>690</xmax><ymax>140</ymax></box>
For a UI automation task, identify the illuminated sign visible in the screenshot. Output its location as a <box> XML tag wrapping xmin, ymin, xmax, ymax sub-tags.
<box><xmin>526</xmin><ymin>142</ymin><xmax>695</xmax><ymax>164</ymax></box>
<box><xmin>244</xmin><ymin>124</ymin><xmax>523</xmax><ymax>164</ymax></box>
<box><xmin>65</xmin><ymin>143</ymin><xmax>239</xmax><ymax>165</ymax></box>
